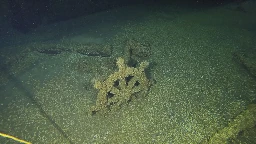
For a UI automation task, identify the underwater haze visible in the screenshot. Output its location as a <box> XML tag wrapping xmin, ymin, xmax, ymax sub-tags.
<box><xmin>0</xmin><ymin>0</ymin><xmax>256</xmax><ymax>143</ymax></box>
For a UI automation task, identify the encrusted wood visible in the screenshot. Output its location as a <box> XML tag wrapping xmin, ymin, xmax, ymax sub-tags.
<box><xmin>91</xmin><ymin>57</ymin><xmax>150</xmax><ymax>114</ymax></box>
